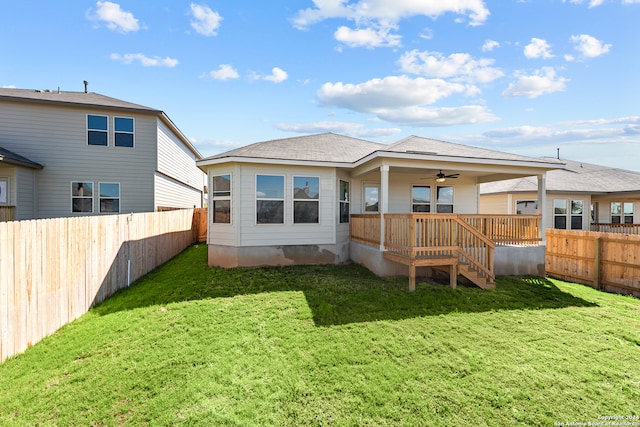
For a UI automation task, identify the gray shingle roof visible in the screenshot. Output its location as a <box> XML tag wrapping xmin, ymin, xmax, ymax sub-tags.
<box><xmin>203</xmin><ymin>132</ymin><xmax>387</xmax><ymax>163</ymax></box>
<box><xmin>386</xmin><ymin>135</ymin><xmax>561</xmax><ymax>164</ymax></box>
<box><xmin>0</xmin><ymin>88</ymin><xmax>159</xmax><ymax>113</ymax></box>
<box><xmin>480</xmin><ymin>158</ymin><xmax>640</xmax><ymax>194</ymax></box>
<box><xmin>0</xmin><ymin>146</ymin><xmax>43</xmax><ymax>169</ymax></box>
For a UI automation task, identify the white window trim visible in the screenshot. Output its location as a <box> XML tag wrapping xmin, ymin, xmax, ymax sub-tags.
<box><xmin>113</xmin><ymin>116</ymin><xmax>135</xmax><ymax>148</ymax></box>
<box><xmin>71</xmin><ymin>181</ymin><xmax>94</xmax><ymax>213</ymax></box>
<box><xmin>339</xmin><ymin>179</ymin><xmax>350</xmax><ymax>224</ymax></box>
<box><xmin>435</xmin><ymin>185</ymin><xmax>455</xmax><ymax>213</ymax></box>
<box><xmin>211</xmin><ymin>173</ymin><xmax>232</xmax><ymax>225</ymax></box>
<box><xmin>411</xmin><ymin>184</ymin><xmax>431</xmax><ymax>213</ymax></box>
<box><xmin>255</xmin><ymin>174</ymin><xmax>285</xmax><ymax>225</ymax></box>
<box><xmin>87</xmin><ymin>114</ymin><xmax>108</xmax><ymax>147</ymax></box>
<box><xmin>293</xmin><ymin>175</ymin><xmax>320</xmax><ymax>225</ymax></box>
<box><xmin>363</xmin><ymin>182</ymin><xmax>380</xmax><ymax>213</ymax></box>
<box><xmin>99</xmin><ymin>182</ymin><xmax>121</xmax><ymax>214</ymax></box>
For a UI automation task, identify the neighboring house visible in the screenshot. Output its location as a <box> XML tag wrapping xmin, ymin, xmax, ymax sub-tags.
<box><xmin>0</xmin><ymin>88</ymin><xmax>205</xmax><ymax>220</ymax></box>
<box><xmin>479</xmin><ymin>158</ymin><xmax>640</xmax><ymax>231</ymax></box>
<box><xmin>197</xmin><ymin>133</ymin><xmax>563</xmax><ymax>288</ymax></box>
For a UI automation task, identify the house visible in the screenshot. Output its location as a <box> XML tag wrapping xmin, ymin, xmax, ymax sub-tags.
<box><xmin>197</xmin><ymin>133</ymin><xmax>564</xmax><ymax>289</ymax></box>
<box><xmin>479</xmin><ymin>158</ymin><xmax>640</xmax><ymax>233</ymax></box>
<box><xmin>0</xmin><ymin>88</ymin><xmax>205</xmax><ymax>221</ymax></box>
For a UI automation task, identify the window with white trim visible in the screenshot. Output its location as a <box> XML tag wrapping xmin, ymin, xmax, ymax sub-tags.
<box><xmin>436</xmin><ymin>186</ymin><xmax>454</xmax><ymax>213</ymax></box>
<box><xmin>611</xmin><ymin>202</ymin><xmax>634</xmax><ymax>224</ymax></box>
<box><xmin>570</xmin><ymin>200</ymin><xmax>583</xmax><ymax>230</ymax></box>
<box><xmin>256</xmin><ymin>175</ymin><xmax>284</xmax><ymax>224</ymax></box>
<box><xmin>72</xmin><ymin>182</ymin><xmax>93</xmax><ymax>212</ymax></box>
<box><xmin>99</xmin><ymin>183</ymin><xmax>120</xmax><ymax>213</ymax></box>
<box><xmin>114</xmin><ymin>117</ymin><xmax>134</xmax><ymax>147</ymax></box>
<box><xmin>553</xmin><ymin>199</ymin><xmax>567</xmax><ymax>229</ymax></box>
<box><xmin>412</xmin><ymin>185</ymin><xmax>431</xmax><ymax>212</ymax></box>
<box><xmin>293</xmin><ymin>176</ymin><xmax>319</xmax><ymax>224</ymax></box>
<box><xmin>364</xmin><ymin>185</ymin><xmax>379</xmax><ymax>212</ymax></box>
<box><xmin>212</xmin><ymin>174</ymin><xmax>231</xmax><ymax>223</ymax></box>
<box><xmin>87</xmin><ymin>115</ymin><xmax>108</xmax><ymax>146</ymax></box>
<box><xmin>339</xmin><ymin>180</ymin><xmax>350</xmax><ymax>223</ymax></box>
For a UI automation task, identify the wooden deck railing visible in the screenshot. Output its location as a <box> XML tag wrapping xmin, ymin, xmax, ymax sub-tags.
<box><xmin>590</xmin><ymin>223</ymin><xmax>640</xmax><ymax>235</ymax></box>
<box><xmin>350</xmin><ymin>213</ymin><xmax>542</xmax><ymax>247</ymax></box>
<box><xmin>350</xmin><ymin>214</ymin><xmax>381</xmax><ymax>246</ymax></box>
<box><xmin>0</xmin><ymin>206</ymin><xmax>15</xmax><ymax>222</ymax></box>
<box><xmin>460</xmin><ymin>214</ymin><xmax>541</xmax><ymax>245</ymax></box>
<box><xmin>382</xmin><ymin>214</ymin><xmax>495</xmax><ymax>280</ymax></box>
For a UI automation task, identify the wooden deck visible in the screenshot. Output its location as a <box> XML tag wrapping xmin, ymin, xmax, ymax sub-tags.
<box><xmin>0</xmin><ymin>206</ymin><xmax>15</xmax><ymax>222</ymax></box>
<box><xmin>351</xmin><ymin>213</ymin><xmax>541</xmax><ymax>290</ymax></box>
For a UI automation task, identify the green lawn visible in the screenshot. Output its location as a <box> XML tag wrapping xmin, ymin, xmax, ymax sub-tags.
<box><xmin>1</xmin><ymin>244</ymin><xmax>639</xmax><ymax>426</ymax></box>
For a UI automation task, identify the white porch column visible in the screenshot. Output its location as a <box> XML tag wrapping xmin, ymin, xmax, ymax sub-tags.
<box><xmin>537</xmin><ymin>173</ymin><xmax>547</xmax><ymax>245</ymax></box>
<box><xmin>380</xmin><ymin>164</ymin><xmax>389</xmax><ymax>251</ymax></box>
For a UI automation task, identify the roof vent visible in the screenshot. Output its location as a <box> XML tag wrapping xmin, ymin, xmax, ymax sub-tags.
<box><xmin>83</xmin><ymin>80</ymin><xmax>89</xmax><ymax>93</ymax></box>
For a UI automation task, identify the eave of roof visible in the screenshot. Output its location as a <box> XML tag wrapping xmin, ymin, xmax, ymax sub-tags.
<box><xmin>0</xmin><ymin>146</ymin><xmax>44</xmax><ymax>169</ymax></box>
<box><xmin>0</xmin><ymin>88</ymin><xmax>202</xmax><ymax>160</ymax></box>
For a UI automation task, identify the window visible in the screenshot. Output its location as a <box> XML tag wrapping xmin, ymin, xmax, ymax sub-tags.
<box><xmin>87</xmin><ymin>115</ymin><xmax>108</xmax><ymax>146</ymax></box>
<box><xmin>516</xmin><ymin>200</ymin><xmax>538</xmax><ymax>215</ymax></box>
<box><xmin>412</xmin><ymin>185</ymin><xmax>431</xmax><ymax>212</ymax></box>
<box><xmin>114</xmin><ymin>117</ymin><xmax>134</xmax><ymax>147</ymax></box>
<box><xmin>293</xmin><ymin>176</ymin><xmax>319</xmax><ymax>224</ymax></box>
<box><xmin>339</xmin><ymin>180</ymin><xmax>350</xmax><ymax>223</ymax></box>
<box><xmin>364</xmin><ymin>185</ymin><xmax>379</xmax><ymax>212</ymax></box>
<box><xmin>591</xmin><ymin>202</ymin><xmax>599</xmax><ymax>222</ymax></box>
<box><xmin>571</xmin><ymin>200</ymin><xmax>583</xmax><ymax>230</ymax></box>
<box><xmin>612</xmin><ymin>202</ymin><xmax>634</xmax><ymax>224</ymax></box>
<box><xmin>0</xmin><ymin>178</ymin><xmax>8</xmax><ymax>204</ymax></box>
<box><xmin>72</xmin><ymin>182</ymin><xmax>93</xmax><ymax>212</ymax></box>
<box><xmin>624</xmin><ymin>203</ymin><xmax>634</xmax><ymax>224</ymax></box>
<box><xmin>256</xmin><ymin>175</ymin><xmax>284</xmax><ymax>224</ymax></box>
<box><xmin>436</xmin><ymin>186</ymin><xmax>454</xmax><ymax>213</ymax></box>
<box><xmin>212</xmin><ymin>174</ymin><xmax>231</xmax><ymax>223</ymax></box>
<box><xmin>553</xmin><ymin>199</ymin><xmax>567</xmax><ymax>229</ymax></box>
<box><xmin>99</xmin><ymin>183</ymin><xmax>120</xmax><ymax>213</ymax></box>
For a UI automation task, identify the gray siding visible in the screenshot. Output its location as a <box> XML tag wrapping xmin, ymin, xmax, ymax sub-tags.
<box><xmin>0</xmin><ymin>101</ymin><xmax>158</xmax><ymax>218</ymax></box>
<box><xmin>154</xmin><ymin>173</ymin><xmax>202</xmax><ymax>209</ymax></box>
<box><xmin>15</xmin><ymin>167</ymin><xmax>36</xmax><ymax>220</ymax></box>
<box><xmin>157</xmin><ymin>120</ymin><xmax>205</xmax><ymax>194</ymax></box>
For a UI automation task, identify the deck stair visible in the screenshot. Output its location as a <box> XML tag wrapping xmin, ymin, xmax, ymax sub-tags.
<box><xmin>382</xmin><ymin>214</ymin><xmax>496</xmax><ymax>291</ymax></box>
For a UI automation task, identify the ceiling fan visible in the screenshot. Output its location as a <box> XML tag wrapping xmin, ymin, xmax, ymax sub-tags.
<box><xmin>426</xmin><ymin>170</ymin><xmax>460</xmax><ymax>183</ymax></box>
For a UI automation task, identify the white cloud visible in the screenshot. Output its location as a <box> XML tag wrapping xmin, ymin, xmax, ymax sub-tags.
<box><xmin>376</xmin><ymin>105</ymin><xmax>498</xmax><ymax>126</ymax></box>
<box><xmin>570</xmin><ymin>34</ymin><xmax>611</xmax><ymax>58</ymax></box>
<box><xmin>207</xmin><ymin>64</ymin><xmax>239</xmax><ymax>80</ymax></box>
<box><xmin>90</xmin><ymin>1</ymin><xmax>139</xmax><ymax>33</ymax></box>
<box><xmin>190</xmin><ymin>3</ymin><xmax>222</xmax><ymax>36</ymax></box>
<box><xmin>275</xmin><ymin>121</ymin><xmax>401</xmax><ymax>137</ymax></box>
<box><xmin>399</xmin><ymin>50</ymin><xmax>504</xmax><ymax>83</ymax></box>
<box><xmin>563</xmin><ymin>0</ymin><xmax>605</xmax><ymax>7</ymax></box>
<box><xmin>524</xmin><ymin>38</ymin><xmax>554</xmax><ymax>59</ymax></box>
<box><xmin>292</xmin><ymin>1</ymin><xmax>491</xmax><ymax>30</ymax></box>
<box><xmin>334</xmin><ymin>25</ymin><xmax>402</xmax><ymax>48</ymax></box>
<box><xmin>502</xmin><ymin>67</ymin><xmax>568</xmax><ymax>98</ymax></box>
<box><xmin>110</xmin><ymin>53</ymin><xmax>178</xmax><ymax>67</ymax></box>
<box><xmin>482</xmin><ymin>39</ymin><xmax>500</xmax><ymax>52</ymax></box>
<box><xmin>318</xmin><ymin>75</ymin><xmax>467</xmax><ymax>111</ymax></box>
<box><xmin>263</xmin><ymin>67</ymin><xmax>289</xmax><ymax>83</ymax></box>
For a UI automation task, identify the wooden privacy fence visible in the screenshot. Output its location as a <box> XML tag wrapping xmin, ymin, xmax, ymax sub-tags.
<box><xmin>546</xmin><ymin>229</ymin><xmax>640</xmax><ymax>297</ymax></box>
<box><xmin>0</xmin><ymin>209</ymin><xmax>199</xmax><ymax>362</ymax></box>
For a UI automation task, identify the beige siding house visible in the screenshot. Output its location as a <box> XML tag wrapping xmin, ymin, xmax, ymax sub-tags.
<box><xmin>198</xmin><ymin>133</ymin><xmax>563</xmax><ymax>288</ymax></box>
<box><xmin>480</xmin><ymin>158</ymin><xmax>640</xmax><ymax>232</ymax></box>
<box><xmin>0</xmin><ymin>88</ymin><xmax>205</xmax><ymax>220</ymax></box>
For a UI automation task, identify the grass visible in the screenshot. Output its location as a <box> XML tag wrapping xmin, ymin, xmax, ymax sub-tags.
<box><xmin>1</xmin><ymin>244</ymin><xmax>639</xmax><ymax>426</ymax></box>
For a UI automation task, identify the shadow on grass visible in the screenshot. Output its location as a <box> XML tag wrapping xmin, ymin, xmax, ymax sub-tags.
<box><xmin>93</xmin><ymin>245</ymin><xmax>597</xmax><ymax>326</ymax></box>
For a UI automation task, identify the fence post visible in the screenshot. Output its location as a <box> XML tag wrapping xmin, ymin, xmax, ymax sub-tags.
<box><xmin>593</xmin><ymin>236</ymin><xmax>601</xmax><ymax>290</ymax></box>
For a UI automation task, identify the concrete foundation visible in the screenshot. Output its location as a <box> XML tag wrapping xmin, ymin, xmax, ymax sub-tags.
<box><xmin>494</xmin><ymin>245</ymin><xmax>545</xmax><ymax>276</ymax></box>
<box><xmin>208</xmin><ymin>242</ymin><xmax>350</xmax><ymax>268</ymax></box>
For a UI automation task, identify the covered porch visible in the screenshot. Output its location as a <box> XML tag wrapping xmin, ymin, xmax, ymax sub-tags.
<box><xmin>350</xmin><ymin>213</ymin><xmax>542</xmax><ymax>290</ymax></box>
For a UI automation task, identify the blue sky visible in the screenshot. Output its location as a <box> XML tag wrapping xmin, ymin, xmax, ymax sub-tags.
<box><xmin>2</xmin><ymin>1</ymin><xmax>639</xmax><ymax>170</ymax></box>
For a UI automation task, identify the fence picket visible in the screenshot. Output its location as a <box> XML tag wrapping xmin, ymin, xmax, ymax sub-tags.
<box><xmin>0</xmin><ymin>209</ymin><xmax>204</xmax><ymax>362</ymax></box>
